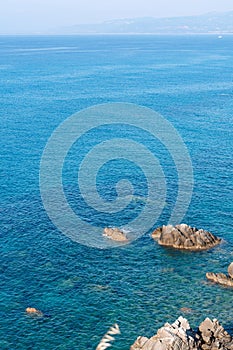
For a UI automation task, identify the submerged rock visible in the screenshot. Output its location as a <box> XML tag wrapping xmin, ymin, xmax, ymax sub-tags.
<box><xmin>130</xmin><ymin>316</ymin><xmax>233</xmax><ymax>350</ymax></box>
<box><xmin>206</xmin><ymin>263</ymin><xmax>233</xmax><ymax>287</ymax></box>
<box><xmin>152</xmin><ymin>224</ymin><xmax>221</xmax><ymax>250</ymax></box>
<box><xmin>103</xmin><ymin>227</ymin><xmax>128</xmax><ymax>242</ymax></box>
<box><xmin>180</xmin><ymin>307</ymin><xmax>194</xmax><ymax>314</ymax></box>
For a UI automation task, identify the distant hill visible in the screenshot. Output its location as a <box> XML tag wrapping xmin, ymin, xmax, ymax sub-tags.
<box><xmin>53</xmin><ymin>11</ymin><xmax>233</xmax><ymax>34</ymax></box>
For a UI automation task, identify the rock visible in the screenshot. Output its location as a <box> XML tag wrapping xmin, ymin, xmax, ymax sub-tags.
<box><xmin>152</xmin><ymin>224</ymin><xmax>221</xmax><ymax>251</ymax></box>
<box><xmin>198</xmin><ymin>318</ymin><xmax>233</xmax><ymax>349</ymax></box>
<box><xmin>131</xmin><ymin>337</ymin><xmax>150</xmax><ymax>350</ymax></box>
<box><xmin>228</xmin><ymin>263</ymin><xmax>233</xmax><ymax>279</ymax></box>
<box><xmin>103</xmin><ymin>227</ymin><xmax>128</xmax><ymax>242</ymax></box>
<box><xmin>151</xmin><ymin>227</ymin><xmax>162</xmax><ymax>239</ymax></box>
<box><xmin>206</xmin><ymin>263</ymin><xmax>233</xmax><ymax>288</ymax></box>
<box><xmin>206</xmin><ymin>272</ymin><xmax>233</xmax><ymax>287</ymax></box>
<box><xmin>25</xmin><ymin>307</ymin><xmax>43</xmax><ymax>317</ymax></box>
<box><xmin>130</xmin><ymin>317</ymin><xmax>233</xmax><ymax>350</ymax></box>
<box><xmin>130</xmin><ymin>316</ymin><xmax>198</xmax><ymax>350</ymax></box>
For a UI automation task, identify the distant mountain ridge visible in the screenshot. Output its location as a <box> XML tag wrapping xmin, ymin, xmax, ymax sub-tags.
<box><xmin>53</xmin><ymin>11</ymin><xmax>233</xmax><ymax>34</ymax></box>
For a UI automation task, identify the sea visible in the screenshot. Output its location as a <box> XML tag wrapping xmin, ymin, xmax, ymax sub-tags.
<box><xmin>0</xmin><ymin>35</ymin><xmax>233</xmax><ymax>349</ymax></box>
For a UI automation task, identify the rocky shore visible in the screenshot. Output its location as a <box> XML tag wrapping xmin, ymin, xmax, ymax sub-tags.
<box><xmin>130</xmin><ymin>316</ymin><xmax>233</xmax><ymax>350</ymax></box>
<box><xmin>152</xmin><ymin>224</ymin><xmax>221</xmax><ymax>250</ymax></box>
<box><xmin>206</xmin><ymin>262</ymin><xmax>233</xmax><ymax>287</ymax></box>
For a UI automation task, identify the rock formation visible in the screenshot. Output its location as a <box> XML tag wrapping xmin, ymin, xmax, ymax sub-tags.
<box><xmin>103</xmin><ymin>227</ymin><xmax>128</xmax><ymax>242</ymax></box>
<box><xmin>131</xmin><ymin>316</ymin><xmax>197</xmax><ymax>350</ymax></box>
<box><xmin>198</xmin><ymin>318</ymin><xmax>233</xmax><ymax>350</ymax></box>
<box><xmin>152</xmin><ymin>224</ymin><xmax>221</xmax><ymax>250</ymax></box>
<box><xmin>130</xmin><ymin>316</ymin><xmax>233</xmax><ymax>350</ymax></box>
<box><xmin>206</xmin><ymin>263</ymin><xmax>233</xmax><ymax>287</ymax></box>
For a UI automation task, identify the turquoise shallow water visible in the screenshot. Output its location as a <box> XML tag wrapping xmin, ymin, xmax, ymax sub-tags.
<box><xmin>0</xmin><ymin>35</ymin><xmax>233</xmax><ymax>349</ymax></box>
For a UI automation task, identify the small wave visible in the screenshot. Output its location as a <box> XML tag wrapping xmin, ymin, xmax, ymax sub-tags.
<box><xmin>12</xmin><ymin>46</ymin><xmax>76</xmax><ymax>52</ymax></box>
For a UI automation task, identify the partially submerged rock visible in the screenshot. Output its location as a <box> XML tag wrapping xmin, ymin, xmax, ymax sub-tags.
<box><xmin>130</xmin><ymin>316</ymin><xmax>233</xmax><ymax>350</ymax></box>
<box><xmin>206</xmin><ymin>263</ymin><xmax>233</xmax><ymax>287</ymax></box>
<box><xmin>152</xmin><ymin>224</ymin><xmax>221</xmax><ymax>251</ymax></box>
<box><xmin>26</xmin><ymin>307</ymin><xmax>43</xmax><ymax>317</ymax></box>
<box><xmin>103</xmin><ymin>227</ymin><xmax>128</xmax><ymax>242</ymax></box>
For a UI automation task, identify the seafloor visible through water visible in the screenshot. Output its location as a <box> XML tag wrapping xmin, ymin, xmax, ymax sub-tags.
<box><xmin>0</xmin><ymin>35</ymin><xmax>233</xmax><ymax>349</ymax></box>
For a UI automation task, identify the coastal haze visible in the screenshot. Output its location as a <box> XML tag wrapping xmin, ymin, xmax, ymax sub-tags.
<box><xmin>0</xmin><ymin>0</ymin><xmax>233</xmax><ymax>34</ymax></box>
<box><xmin>55</xmin><ymin>12</ymin><xmax>233</xmax><ymax>35</ymax></box>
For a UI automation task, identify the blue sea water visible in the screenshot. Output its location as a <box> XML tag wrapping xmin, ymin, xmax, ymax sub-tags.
<box><xmin>0</xmin><ymin>35</ymin><xmax>233</xmax><ymax>349</ymax></box>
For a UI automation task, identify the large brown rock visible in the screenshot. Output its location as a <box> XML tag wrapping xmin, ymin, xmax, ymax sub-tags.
<box><xmin>152</xmin><ymin>224</ymin><xmax>221</xmax><ymax>251</ymax></box>
<box><xmin>103</xmin><ymin>227</ymin><xmax>128</xmax><ymax>242</ymax></box>
<box><xmin>131</xmin><ymin>317</ymin><xmax>197</xmax><ymax>350</ymax></box>
<box><xmin>206</xmin><ymin>263</ymin><xmax>233</xmax><ymax>288</ymax></box>
<box><xmin>130</xmin><ymin>317</ymin><xmax>233</xmax><ymax>350</ymax></box>
<box><xmin>206</xmin><ymin>272</ymin><xmax>233</xmax><ymax>287</ymax></box>
<box><xmin>198</xmin><ymin>318</ymin><xmax>233</xmax><ymax>349</ymax></box>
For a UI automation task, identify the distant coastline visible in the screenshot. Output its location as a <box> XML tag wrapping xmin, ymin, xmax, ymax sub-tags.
<box><xmin>1</xmin><ymin>11</ymin><xmax>233</xmax><ymax>35</ymax></box>
<box><xmin>45</xmin><ymin>11</ymin><xmax>233</xmax><ymax>35</ymax></box>
<box><xmin>1</xmin><ymin>33</ymin><xmax>233</xmax><ymax>36</ymax></box>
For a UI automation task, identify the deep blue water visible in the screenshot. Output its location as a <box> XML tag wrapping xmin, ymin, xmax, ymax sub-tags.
<box><xmin>0</xmin><ymin>35</ymin><xmax>233</xmax><ymax>349</ymax></box>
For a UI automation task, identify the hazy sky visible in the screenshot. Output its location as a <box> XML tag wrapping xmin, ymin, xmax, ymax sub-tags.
<box><xmin>1</xmin><ymin>0</ymin><xmax>233</xmax><ymax>34</ymax></box>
